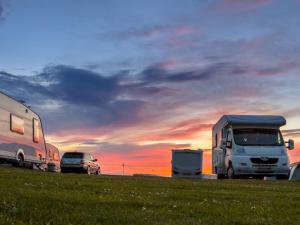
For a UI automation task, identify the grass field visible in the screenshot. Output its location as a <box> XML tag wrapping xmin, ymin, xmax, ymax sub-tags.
<box><xmin>0</xmin><ymin>166</ymin><xmax>299</xmax><ymax>225</ymax></box>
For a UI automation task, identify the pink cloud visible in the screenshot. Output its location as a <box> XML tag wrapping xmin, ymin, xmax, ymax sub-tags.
<box><xmin>255</xmin><ymin>60</ymin><xmax>299</xmax><ymax>76</ymax></box>
<box><xmin>218</xmin><ymin>0</ymin><xmax>273</xmax><ymax>11</ymax></box>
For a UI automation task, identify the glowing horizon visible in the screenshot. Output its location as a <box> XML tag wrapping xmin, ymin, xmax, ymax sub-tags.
<box><xmin>1</xmin><ymin>0</ymin><xmax>300</xmax><ymax>176</ymax></box>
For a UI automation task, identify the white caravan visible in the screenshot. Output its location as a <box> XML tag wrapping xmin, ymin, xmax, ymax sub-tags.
<box><xmin>0</xmin><ymin>91</ymin><xmax>46</xmax><ymax>168</ymax></box>
<box><xmin>212</xmin><ymin>115</ymin><xmax>294</xmax><ymax>179</ymax></box>
<box><xmin>172</xmin><ymin>149</ymin><xmax>203</xmax><ymax>178</ymax></box>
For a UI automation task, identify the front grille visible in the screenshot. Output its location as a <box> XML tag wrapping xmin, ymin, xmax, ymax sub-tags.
<box><xmin>252</xmin><ymin>164</ymin><xmax>276</xmax><ymax>167</ymax></box>
<box><xmin>251</xmin><ymin>158</ymin><xmax>278</xmax><ymax>164</ymax></box>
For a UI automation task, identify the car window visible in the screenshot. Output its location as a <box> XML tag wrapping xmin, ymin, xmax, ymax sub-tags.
<box><xmin>84</xmin><ymin>154</ymin><xmax>91</xmax><ymax>160</ymax></box>
<box><xmin>63</xmin><ymin>153</ymin><xmax>84</xmax><ymax>158</ymax></box>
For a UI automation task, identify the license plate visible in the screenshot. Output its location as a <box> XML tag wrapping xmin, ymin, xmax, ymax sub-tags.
<box><xmin>257</xmin><ymin>167</ymin><xmax>272</xmax><ymax>171</ymax></box>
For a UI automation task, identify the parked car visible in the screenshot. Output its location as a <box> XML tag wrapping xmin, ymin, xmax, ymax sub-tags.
<box><xmin>60</xmin><ymin>152</ymin><xmax>100</xmax><ymax>175</ymax></box>
<box><xmin>0</xmin><ymin>91</ymin><xmax>46</xmax><ymax>168</ymax></box>
<box><xmin>46</xmin><ymin>143</ymin><xmax>60</xmax><ymax>172</ymax></box>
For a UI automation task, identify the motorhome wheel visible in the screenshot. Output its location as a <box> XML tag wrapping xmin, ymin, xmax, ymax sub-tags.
<box><xmin>227</xmin><ymin>165</ymin><xmax>235</xmax><ymax>179</ymax></box>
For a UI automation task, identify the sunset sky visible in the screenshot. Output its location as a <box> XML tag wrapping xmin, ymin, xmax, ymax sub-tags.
<box><xmin>1</xmin><ymin>0</ymin><xmax>300</xmax><ymax>176</ymax></box>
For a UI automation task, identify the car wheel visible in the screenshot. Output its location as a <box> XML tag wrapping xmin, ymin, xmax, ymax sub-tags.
<box><xmin>276</xmin><ymin>175</ymin><xmax>289</xmax><ymax>180</ymax></box>
<box><xmin>227</xmin><ymin>165</ymin><xmax>235</xmax><ymax>179</ymax></box>
<box><xmin>96</xmin><ymin>168</ymin><xmax>101</xmax><ymax>175</ymax></box>
<box><xmin>86</xmin><ymin>166</ymin><xmax>91</xmax><ymax>175</ymax></box>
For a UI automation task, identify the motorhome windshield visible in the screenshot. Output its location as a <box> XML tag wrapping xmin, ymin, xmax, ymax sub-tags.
<box><xmin>233</xmin><ymin>129</ymin><xmax>284</xmax><ymax>146</ymax></box>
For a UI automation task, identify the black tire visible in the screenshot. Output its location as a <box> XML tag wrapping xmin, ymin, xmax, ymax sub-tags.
<box><xmin>217</xmin><ymin>174</ymin><xmax>225</xmax><ymax>179</ymax></box>
<box><xmin>253</xmin><ymin>175</ymin><xmax>264</xmax><ymax>180</ymax></box>
<box><xmin>86</xmin><ymin>166</ymin><xmax>91</xmax><ymax>175</ymax></box>
<box><xmin>227</xmin><ymin>165</ymin><xmax>235</xmax><ymax>179</ymax></box>
<box><xmin>96</xmin><ymin>168</ymin><xmax>101</xmax><ymax>175</ymax></box>
<box><xmin>15</xmin><ymin>154</ymin><xmax>24</xmax><ymax>167</ymax></box>
<box><xmin>276</xmin><ymin>175</ymin><xmax>289</xmax><ymax>180</ymax></box>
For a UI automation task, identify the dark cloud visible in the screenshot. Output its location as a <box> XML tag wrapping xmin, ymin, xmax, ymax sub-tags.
<box><xmin>0</xmin><ymin>58</ymin><xmax>293</xmax><ymax>136</ymax></box>
<box><xmin>141</xmin><ymin>61</ymin><xmax>245</xmax><ymax>83</ymax></box>
<box><xmin>0</xmin><ymin>0</ymin><xmax>8</xmax><ymax>22</ymax></box>
<box><xmin>0</xmin><ymin>0</ymin><xmax>3</xmax><ymax>21</ymax></box>
<box><xmin>215</xmin><ymin>0</ymin><xmax>273</xmax><ymax>11</ymax></box>
<box><xmin>36</xmin><ymin>65</ymin><xmax>121</xmax><ymax>105</ymax></box>
<box><xmin>0</xmin><ymin>66</ymin><xmax>148</xmax><ymax>133</ymax></box>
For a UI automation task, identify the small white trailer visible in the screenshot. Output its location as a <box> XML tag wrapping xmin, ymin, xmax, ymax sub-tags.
<box><xmin>0</xmin><ymin>91</ymin><xmax>47</xmax><ymax>168</ymax></box>
<box><xmin>172</xmin><ymin>149</ymin><xmax>203</xmax><ymax>178</ymax></box>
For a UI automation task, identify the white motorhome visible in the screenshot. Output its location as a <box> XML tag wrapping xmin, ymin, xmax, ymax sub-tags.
<box><xmin>0</xmin><ymin>91</ymin><xmax>46</xmax><ymax>168</ymax></box>
<box><xmin>212</xmin><ymin>115</ymin><xmax>294</xmax><ymax>179</ymax></box>
<box><xmin>172</xmin><ymin>149</ymin><xmax>203</xmax><ymax>178</ymax></box>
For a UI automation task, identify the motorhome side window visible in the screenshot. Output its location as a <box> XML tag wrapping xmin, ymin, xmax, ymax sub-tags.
<box><xmin>33</xmin><ymin>119</ymin><xmax>40</xmax><ymax>143</ymax></box>
<box><xmin>226</xmin><ymin>130</ymin><xmax>232</xmax><ymax>141</ymax></box>
<box><xmin>214</xmin><ymin>133</ymin><xmax>217</xmax><ymax>148</ymax></box>
<box><xmin>10</xmin><ymin>114</ymin><xmax>25</xmax><ymax>135</ymax></box>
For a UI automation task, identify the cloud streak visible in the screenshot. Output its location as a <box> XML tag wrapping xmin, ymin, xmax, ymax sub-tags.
<box><xmin>217</xmin><ymin>0</ymin><xmax>273</xmax><ymax>11</ymax></box>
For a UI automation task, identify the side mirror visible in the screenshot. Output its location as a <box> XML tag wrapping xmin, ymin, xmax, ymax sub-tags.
<box><xmin>287</xmin><ymin>139</ymin><xmax>294</xmax><ymax>150</ymax></box>
<box><xmin>226</xmin><ymin>140</ymin><xmax>232</xmax><ymax>149</ymax></box>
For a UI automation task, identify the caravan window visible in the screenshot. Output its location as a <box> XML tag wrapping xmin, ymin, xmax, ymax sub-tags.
<box><xmin>33</xmin><ymin>119</ymin><xmax>40</xmax><ymax>143</ymax></box>
<box><xmin>10</xmin><ymin>114</ymin><xmax>25</xmax><ymax>135</ymax></box>
<box><xmin>48</xmin><ymin>149</ymin><xmax>52</xmax><ymax>159</ymax></box>
<box><xmin>53</xmin><ymin>152</ymin><xmax>60</xmax><ymax>161</ymax></box>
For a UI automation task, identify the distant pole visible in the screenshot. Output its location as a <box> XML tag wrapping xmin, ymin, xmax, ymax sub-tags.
<box><xmin>122</xmin><ymin>163</ymin><xmax>125</xmax><ymax>176</ymax></box>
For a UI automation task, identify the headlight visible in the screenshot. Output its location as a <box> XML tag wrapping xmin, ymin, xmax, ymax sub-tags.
<box><xmin>236</xmin><ymin>147</ymin><xmax>245</xmax><ymax>154</ymax></box>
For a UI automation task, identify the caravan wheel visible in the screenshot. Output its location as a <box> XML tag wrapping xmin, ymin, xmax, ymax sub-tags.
<box><xmin>17</xmin><ymin>154</ymin><xmax>25</xmax><ymax>167</ymax></box>
<box><xmin>217</xmin><ymin>174</ymin><xmax>225</xmax><ymax>179</ymax></box>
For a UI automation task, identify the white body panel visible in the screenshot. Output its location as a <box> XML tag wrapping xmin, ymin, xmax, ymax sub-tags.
<box><xmin>212</xmin><ymin>115</ymin><xmax>291</xmax><ymax>178</ymax></box>
<box><xmin>172</xmin><ymin>149</ymin><xmax>203</xmax><ymax>178</ymax></box>
<box><xmin>0</xmin><ymin>91</ymin><xmax>46</xmax><ymax>165</ymax></box>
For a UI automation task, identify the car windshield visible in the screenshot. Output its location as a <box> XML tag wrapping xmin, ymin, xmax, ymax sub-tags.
<box><xmin>62</xmin><ymin>153</ymin><xmax>84</xmax><ymax>159</ymax></box>
<box><xmin>233</xmin><ymin>128</ymin><xmax>284</xmax><ymax>146</ymax></box>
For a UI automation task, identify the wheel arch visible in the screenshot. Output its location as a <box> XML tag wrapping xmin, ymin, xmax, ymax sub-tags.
<box><xmin>16</xmin><ymin>149</ymin><xmax>25</xmax><ymax>161</ymax></box>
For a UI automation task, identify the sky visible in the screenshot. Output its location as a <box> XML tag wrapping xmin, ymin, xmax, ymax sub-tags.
<box><xmin>0</xmin><ymin>0</ymin><xmax>300</xmax><ymax>176</ymax></box>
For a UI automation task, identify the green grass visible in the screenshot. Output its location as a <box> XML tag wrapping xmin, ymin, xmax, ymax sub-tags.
<box><xmin>0</xmin><ymin>167</ymin><xmax>299</xmax><ymax>225</ymax></box>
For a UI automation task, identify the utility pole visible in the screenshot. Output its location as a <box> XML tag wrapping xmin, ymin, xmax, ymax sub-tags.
<box><xmin>122</xmin><ymin>163</ymin><xmax>125</xmax><ymax>176</ymax></box>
